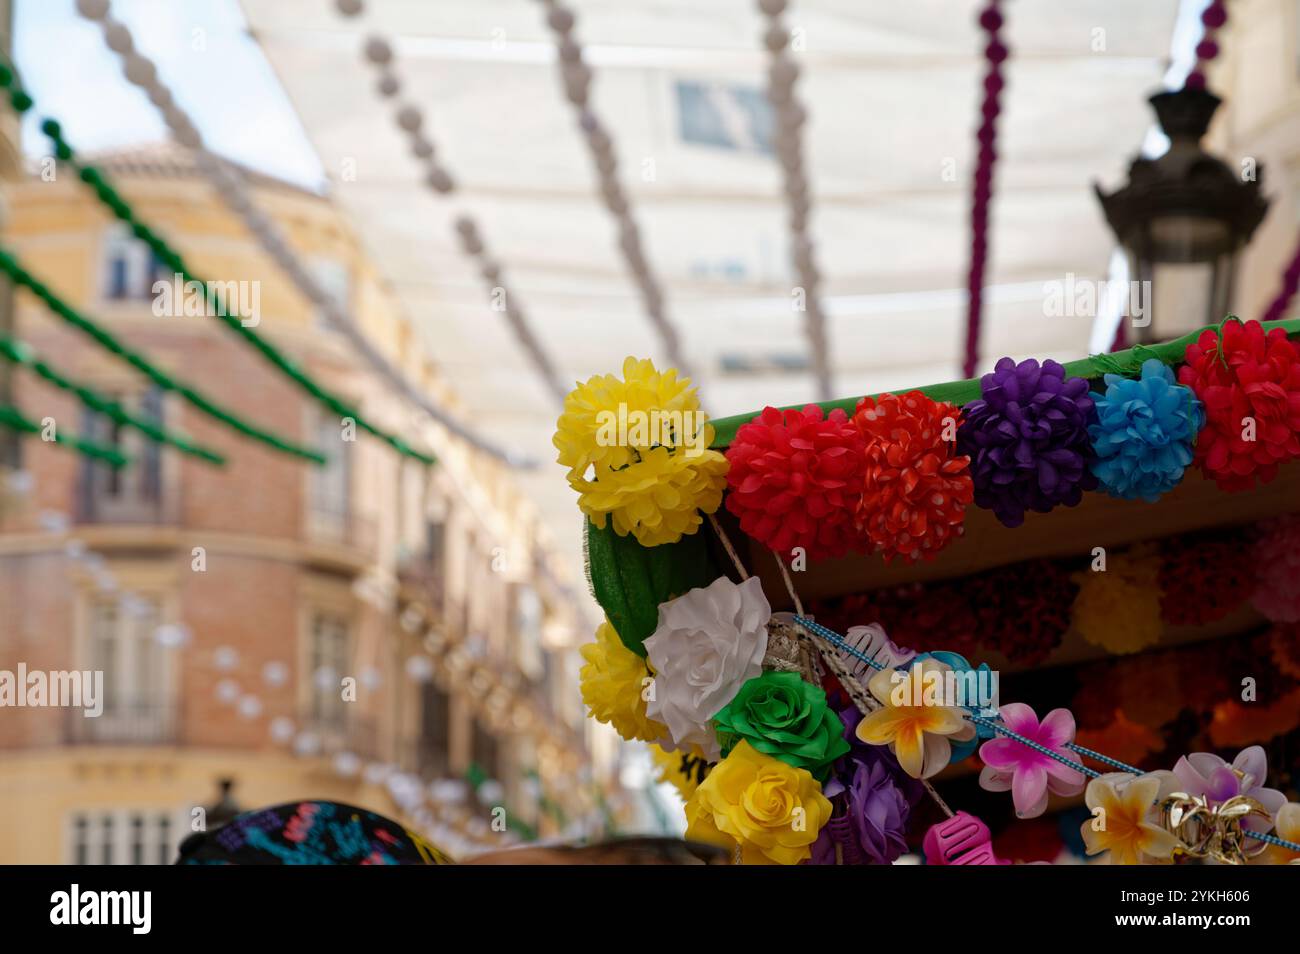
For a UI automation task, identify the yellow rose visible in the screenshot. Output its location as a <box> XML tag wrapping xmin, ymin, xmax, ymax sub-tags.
<box><xmin>579</xmin><ymin>619</ymin><xmax>667</xmax><ymax>742</ymax></box>
<box><xmin>684</xmin><ymin>740</ymin><xmax>831</xmax><ymax>865</ymax></box>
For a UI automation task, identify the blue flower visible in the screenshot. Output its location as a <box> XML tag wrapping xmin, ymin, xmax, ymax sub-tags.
<box><xmin>1088</xmin><ymin>358</ymin><xmax>1203</xmax><ymax>502</ymax></box>
<box><xmin>908</xmin><ymin>650</ymin><xmax>998</xmax><ymax>764</ymax></box>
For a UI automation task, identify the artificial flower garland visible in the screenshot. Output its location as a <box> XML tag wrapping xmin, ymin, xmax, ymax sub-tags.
<box><xmin>558</xmin><ymin>322</ymin><xmax>1300</xmax><ymax>865</ymax></box>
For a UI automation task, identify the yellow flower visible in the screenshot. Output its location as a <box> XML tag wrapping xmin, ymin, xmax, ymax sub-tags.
<box><xmin>684</xmin><ymin>740</ymin><xmax>831</xmax><ymax>865</ymax></box>
<box><xmin>1071</xmin><ymin>548</ymin><xmax>1163</xmax><ymax>654</ymax></box>
<box><xmin>553</xmin><ymin>356</ymin><xmax>728</xmax><ymax>547</ymax></box>
<box><xmin>649</xmin><ymin>743</ymin><xmax>711</xmax><ymax>800</ymax></box>
<box><xmin>1080</xmin><ymin>772</ymin><xmax>1180</xmax><ymax>865</ymax></box>
<box><xmin>1260</xmin><ymin>802</ymin><xmax>1300</xmax><ymax>865</ymax></box>
<box><xmin>854</xmin><ymin>659</ymin><xmax>976</xmax><ymax>778</ymax></box>
<box><xmin>579</xmin><ymin>619</ymin><xmax>667</xmax><ymax>743</ymax></box>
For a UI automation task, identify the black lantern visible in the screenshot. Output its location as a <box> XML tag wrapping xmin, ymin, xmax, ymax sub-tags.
<box><xmin>1095</xmin><ymin>87</ymin><xmax>1268</xmax><ymax>343</ymax></box>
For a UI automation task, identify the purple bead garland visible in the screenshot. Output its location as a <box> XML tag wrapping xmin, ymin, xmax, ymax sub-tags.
<box><xmin>1261</xmin><ymin>242</ymin><xmax>1300</xmax><ymax>323</ymax></box>
<box><xmin>1185</xmin><ymin>1</ymin><xmax>1228</xmax><ymax>90</ymax></box>
<box><xmin>963</xmin><ymin>2</ymin><xmax>1007</xmax><ymax>379</ymax></box>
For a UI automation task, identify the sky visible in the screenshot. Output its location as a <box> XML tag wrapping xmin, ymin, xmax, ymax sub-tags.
<box><xmin>13</xmin><ymin>0</ymin><xmax>324</xmax><ymax>190</ymax></box>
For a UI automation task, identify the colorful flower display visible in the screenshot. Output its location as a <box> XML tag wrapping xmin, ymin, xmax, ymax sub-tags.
<box><xmin>1089</xmin><ymin>358</ymin><xmax>1203</xmax><ymax>501</ymax></box>
<box><xmin>713</xmin><ymin>671</ymin><xmax>850</xmax><ymax>782</ymax></box>
<box><xmin>1177</xmin><ymin>319</ymin><xmax>1300</xmax><ymax>491</ymax></box>
<box><xmin>852</xmin><ymin>391</ymin><xmax>973</xmax><ymax>562</ymax></box>
<box><xmin>563</xmin><ymin>324</ymin><xmax>1300</xmax><ymax>864</ymax></box>
<box><xmin>554</xmin><ymin>356</ymin><xmax>729</xmax><ymax>546</ymax></box>
<box><xmin>684</xmin><ymin>740</ymin><xmax>832</xmax><ymax>865</ymax></box>
<box><xmin>724</xmin><ymin>404</ymin><xmax>865</xmax><ymax>560</ymax></box>
<box><xmin>957</xmin><ymin>357</ymin><xmax>1097</xmax><ymax>527</ymax></box>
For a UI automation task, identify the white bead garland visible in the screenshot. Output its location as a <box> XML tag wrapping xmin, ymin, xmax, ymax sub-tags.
<box><xmin>536</xmin><ymin>0</ymin><xmax>692</xmax><ymax>383</ymax></box>
<box><xmin>74</xmin><ymin>2</ymin><xmax>530</xmax><ymax>466</ymax></box>
<box><xmin>757</xmin><ymin>0</ymin><xmax>832</xmax><ymax>400</ymax></box>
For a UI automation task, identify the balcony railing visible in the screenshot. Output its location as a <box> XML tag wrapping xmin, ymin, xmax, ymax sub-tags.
<box><xmin>64</xmin><ymin>698</ymin><xmax>180</xmax><ymax>745</ymax></box>
<box><xmin>298</xmin><ymin>713</ymin><xmax>383</xmax><ymax>762</ymax></box>
<box><xmin>304</xmin><ymin>509</ymin><xmax>377</xmax><ymax>554</ymax></box>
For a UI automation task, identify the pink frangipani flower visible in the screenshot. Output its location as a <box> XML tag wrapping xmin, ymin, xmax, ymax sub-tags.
<box><xmin>978</xmin><ymin>703</ymin><xmax>1086</xmax><ymax>818</ymax></box>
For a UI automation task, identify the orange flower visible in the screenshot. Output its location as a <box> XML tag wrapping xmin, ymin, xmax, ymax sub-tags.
<box><xmin>1208</xmin><ymin>689</ymin><xmax>1300</xmax><ymax>749</ymax></box>
<box><xmin>852</xmin><ymin>391</ymin><xmax>972</xmax><ymax>563</ymax></box>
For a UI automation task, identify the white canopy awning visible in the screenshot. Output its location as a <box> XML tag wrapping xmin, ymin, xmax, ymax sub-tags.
<box><xmin>241</xmin><ymin>0</ymin><xmax>1182</xmax><ymax>552</ymax></box>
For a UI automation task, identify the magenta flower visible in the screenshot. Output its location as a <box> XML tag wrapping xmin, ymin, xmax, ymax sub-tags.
<box><xmin>978</xmin><ymin>703</ymin><xmax>1086</xmax><ymax>818</ymax></box>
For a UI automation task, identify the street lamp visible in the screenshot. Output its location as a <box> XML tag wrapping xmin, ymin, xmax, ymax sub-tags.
<box><xmin>1095</xmin><ymin>87</ymin><xmax>1269</xmax><ymax>343</ymax></box>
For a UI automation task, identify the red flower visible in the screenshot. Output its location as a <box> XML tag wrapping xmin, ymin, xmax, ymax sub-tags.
<box><xmin>852</xmin><ymin>392</ymin><xmax>973</xmax><ymax>563</ymax></box>
<box><xmin>1158</xmin><ymin>528</ymin><xmax>1255</xmax><ymax>626</ymax></box>
<box><xmin>725</xmin><ymin>405</ymin><xmax>866</xmax><ymax>560</ymax></box>
<box><xmin>963</xmin><ymin>559</ymin><xmax>1075</xmax><ymax>665</ymax></box>
<box><xmin>1177</xmin><ymin>320</ymin><xmax>1300</xmax><ymax>491</ymax></box>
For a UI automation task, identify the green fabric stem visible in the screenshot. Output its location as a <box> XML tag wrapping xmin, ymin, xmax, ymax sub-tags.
<box><xmin>40</xmin><ymin>119</ymin><xmax>436</xmax><ymax>467</ymax></box>
<box><xmin>0</xmin><ymin>246</ymin><xmax>328</xmax><ymax>465</ymax></box>
<box><xmin>583</xmin><ymin>517</ymin><xmax>720</xmax><ymax>657</ymax></box>
<box><xmin>0</xmin><ymin>336</ymin><xmax>226</xmax><ymax>466</ymax></box>
<box><xmin>708</xmin><ymin>316</ymin><xmax>1300</xmax><ymax>449</ymax></box>
<box><xmin>0</xmin><ymin>402</ymin><xmax>130</xmax><ymax>468</ymax></box>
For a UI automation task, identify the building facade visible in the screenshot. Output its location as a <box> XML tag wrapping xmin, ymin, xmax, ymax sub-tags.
<box><xmin>0</xmin><ymin>143</ymin><xmax>600</xmax><ymax>864</ymax></box>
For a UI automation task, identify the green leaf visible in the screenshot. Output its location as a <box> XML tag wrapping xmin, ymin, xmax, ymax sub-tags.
<box><xmin>584</xmin><ymin>518</ymin><xmax>720</xmax><ymax>656</ymax></box>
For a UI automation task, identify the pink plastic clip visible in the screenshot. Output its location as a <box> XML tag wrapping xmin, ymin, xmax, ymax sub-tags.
<box><xmin>923</xmin><ymin>811</ymin><xmax>1009</xmax><ymax>865</ymax></box>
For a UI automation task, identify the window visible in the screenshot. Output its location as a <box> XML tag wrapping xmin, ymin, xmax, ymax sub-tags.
<box><xmin>306</xmin><ymin>406</ymin><xmax>351</xmax><ymax>538</ymax></box>
<box><xmin>417</xmin><ymin>682</ymin><xmax>451</xmax><ymax>777</ymax></box>
<box><xmin>78</xmin><ymin>596</ymin><xmax>172</xmax><ymax>743</ymax></box>
<box><xmin>78</xmin><ymin>388</ymin><xmax>165</xmax><ymax>523</ymax></box>
<box><xmin>309</xmin><ymin>613</ymin><xmax>350</xmax><ymax>730</ymax></box>
<box><xmin>512</xmin><ymin>584</ymin><xmax>543</xmax><ymax>680</ymax></box>
<box><xmin>69</xmin><ymin>810</ymin><xmax>177</xmax><ymax>865</ymax></box>
<box><xmin>308</xmin><ymin>258</ymin><xmax>351</xmax><ymax>329</ymax></box>
<box><xmin>675</xmin><ymin>80</ymin><xmax>774</xmax><ymax>156</ymax></box>
<box><xmin>103</xmin><ymin>225</ymin><xmax>167</xmax><ymax>301</ymax></box>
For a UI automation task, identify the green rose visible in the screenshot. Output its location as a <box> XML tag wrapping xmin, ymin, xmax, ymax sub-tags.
<box><xmin>712</xmin><ymin>671</ymin><xmax>850</xmax><ymax>782</ymax></box>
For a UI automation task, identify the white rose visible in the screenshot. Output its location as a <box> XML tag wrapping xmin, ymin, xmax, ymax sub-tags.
<box><xmin>644</xmin><ymin>575</ymin><xmax>771</xmax><ymax>760</ymax></box>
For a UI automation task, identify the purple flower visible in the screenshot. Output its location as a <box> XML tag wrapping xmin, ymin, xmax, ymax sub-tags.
<box><xmin>1171</xmin><ymin>746</ymin><xmax>1287</xmax><ymax>832</ymax></box>
<box><xmin>810</xmin><ymin>712</ymin><xmax>924</xmax><ymax>864</ymax></box>
<box><xmin>957</xmin><ymin>357</ymin><xmax>1098</xmax><ymax>527</ymax></box>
